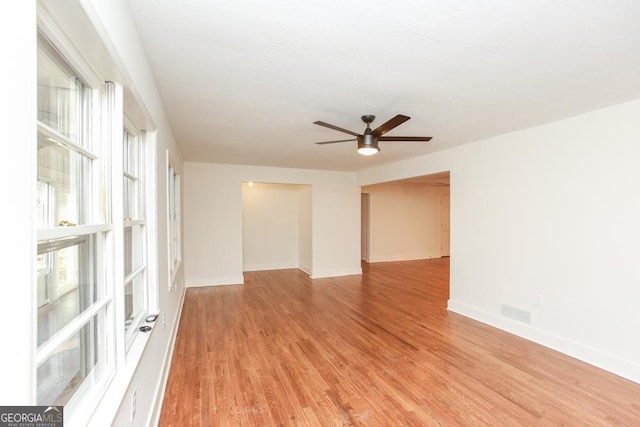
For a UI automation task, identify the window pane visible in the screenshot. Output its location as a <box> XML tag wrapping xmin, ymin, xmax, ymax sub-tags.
<box><xmin>37</xmin><ymin>40</ymin><xmax>91</xmax><ymax>146</ymax></box>
<box><xmin>123</xmin><ymin>131</ymin><xmax>138</xmax><ymax>176</ymax></box>
<box><xmin>124</xmin><ymin>227</ymin><xmax>133</xmax><ymax>277</ymax></box>
<box><xmin>37</xmin><ymin>314</ymin><xmax>105</xmax><ymax>406</ymax></box>
<box><xmin>124</xmin><ymin>273</ymin><xmax>145</xmax><ymax>331</ymax></box>
<box><xmin>123</xmin><ymin>131</ymin><xmax>129</xmax><ymax>174</ymax></box>
<box><xmin>38</xmin><ymin>134</ymin><xmax>91</xmax><ymax>227</ymax></box>
<box><xmin>137</xmin><ymin>138</ymin><xmax>145</xmax><ymax>219</ymax></box>
<box><xmin>37</xmin><ymin>236</ymin><xmax>97</xmax><ymax>346</ymax></box>
<box><xmin>124</xmin><ymin>130</ymin><xmax>142</xmax><ymax>221</ymax></box>
<box><xmin>37</xmin><ymin>181</ymin><xmax>55</xmax><ymax>229</ymax></box>
<box><xmin>124</xmin><ymin>176</ymin><xmax>135</xmax><ymax>220</ymax></box>
<box><xmin>124</xmin><ymin>225</ymin><xmax>144</xmax><ymax>277</ymax></box>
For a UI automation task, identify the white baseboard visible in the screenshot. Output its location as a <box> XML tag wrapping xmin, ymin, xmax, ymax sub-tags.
<box><xmin>186</xmin><ymin>275</ymin><xmax>244</xmax><ymax>287</ymax></box>
<box><xmin>447</xmin><ymin>299</ymin><xmax>640</xmax><ymax>385</ymax></box>
<box><xmin>242</xmin><ymin>262</ymin><xmax>298</xmax><ymax>272</ymax></box>
<box><xmin>311</xmin><ymin>266</ymin><xmax>362</xmax><ymax>279</ymax></box>
<box><xmin>147</xmin><ymin>286</ymin><xmax>187</xmax><ymax>426</ymax></box>
<box><xmin>367</xmin><ymin>251</ymin><xmax>441</xmax><ymax>263</ymax></box>
<box><xmin>298</xmin><ymin>264</ymin><xmax>312</xmax><ymax>275</ymax></box>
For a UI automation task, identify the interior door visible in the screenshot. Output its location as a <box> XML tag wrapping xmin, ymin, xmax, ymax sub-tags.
<box><xmin>440</xmin><ymin>194</ymin><xmax>450</xmax><ymax>257</ymax></box>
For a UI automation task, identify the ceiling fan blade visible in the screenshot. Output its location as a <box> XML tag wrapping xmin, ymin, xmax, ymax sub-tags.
<box><xmin>315</xmin><ymin>138</ymin><xmax>356</xmax><ymax>145</ymax></box>
<box><xmin>378</xmin><ymin>136</ymin><xmax>432</xmax><ymax>142</ymax></box>
<box><xmin>371</xmin><ymin>114</ymin><xmax>410</xmax><ymax>137</ymax></box>
<box><xmin>313</xmin><ymin>121</ymin><xmax>360</xmax><ymax>137</ymax></box>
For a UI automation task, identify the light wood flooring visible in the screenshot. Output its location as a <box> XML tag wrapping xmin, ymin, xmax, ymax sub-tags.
<box><xmin>160</xmin><ymin>258</ymin><xmax>640</xmax><ymax>426</ymax></box>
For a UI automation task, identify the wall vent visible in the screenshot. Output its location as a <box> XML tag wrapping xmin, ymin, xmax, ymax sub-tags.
<box><xmin>501</xmin><ymin>304</ymin><xmax>531</xmax><ymax>324</ymax></box>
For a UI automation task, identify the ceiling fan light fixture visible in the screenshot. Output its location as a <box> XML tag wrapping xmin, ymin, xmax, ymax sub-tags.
<box><xmin>358</xmin><ymin>146</ymin><xmax>379</xmax><ymax>156</ymax></box>
<box><xmin>357</xmin><ymin>134</ymin><xmax>379</xmax><ymax>156</ymax></box>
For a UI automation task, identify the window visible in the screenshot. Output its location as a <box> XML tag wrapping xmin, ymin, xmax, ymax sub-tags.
<box><xmin>167</xmin><ymin>152</ymin><xmax>181</xmax><ymax>286</ymax></box>
<box><xmin>35</xmin><ymin>24</ymin><xmax>156</xmax><ymax>421</ymax></box>
<box><xmin>36</xmin><ymin>36</ymin><xmax>112</xmax><ymax>410</ymax></box>
<box><xmin>123</xmin><ymin>127</ymin><xmax>148</xmax><ymax>348</ymax></box>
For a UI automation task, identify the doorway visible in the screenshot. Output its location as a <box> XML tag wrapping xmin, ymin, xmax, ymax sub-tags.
<box><xmin>440</xmin><ymin>193</ymin><xmax>450</xmax><ymax>257</ymax></box>
<box><xmin>241</xmin><ymin>182</ymin><xmax>312</xmax><ymax>273</ymax></box>
<box><xmin>361</xmin><ymin>193</ymin><xmax>370</xmax><ymax>262</ymax></box>
<box><xmin>359</xmin><ymin>171</ymin><xmax>450</xmax><ymax>296</ymax></box>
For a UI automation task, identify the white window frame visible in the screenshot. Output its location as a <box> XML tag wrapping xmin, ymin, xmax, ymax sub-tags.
<box><xmin>35</xmin><ymin>27</ymin><xmax>116</xmax><ymax>421</ymax></box>
<box><xmin>122</xmin><ymin>121</ymin><xmax>148</xmax><ymax>350</ymax></box>
<box><xmin>36</xmin><ymin>3</ymin><xmax>162</xmax><ymax>425</ymax></box>
<box><xmin>166</xmin><ymin>150</ymin><xmax>182</xmax><ymax>287</ymax></box>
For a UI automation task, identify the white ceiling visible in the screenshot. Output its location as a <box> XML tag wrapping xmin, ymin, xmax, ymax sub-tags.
<box><xmin>125</xmin><ymin>0</ymin><xmax>640</xmax><ymax>172</ymax></box>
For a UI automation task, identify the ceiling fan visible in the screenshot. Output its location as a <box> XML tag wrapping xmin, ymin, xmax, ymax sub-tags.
<box><xmin>313</xmin><ymin>114</ymin><xmax>432</xmax><ymax>156</ymax></box>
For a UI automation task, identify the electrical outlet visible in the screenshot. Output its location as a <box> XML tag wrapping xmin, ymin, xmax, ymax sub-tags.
<box><xmin>131</xmin><ymin>388</ymin><xmax>137</xmax><ymax>422</ymax></box>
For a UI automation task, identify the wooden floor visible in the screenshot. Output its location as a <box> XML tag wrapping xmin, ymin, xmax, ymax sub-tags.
<box><xmin>160</xmin><ymin>259</ymin><xmax>640</xmax><ymax>426</ymax></box>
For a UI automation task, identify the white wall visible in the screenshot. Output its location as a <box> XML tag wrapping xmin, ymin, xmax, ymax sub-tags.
<box><xmin>83</xmin><ymin>2</ymin><xmax>186</xmax><ymax>425</ymax></box>
<box><xmin>362</xmin><ymin>182</ymin><xmax>445</xmax><ymax>262</ymax></box>
<box><xmin>311</xmin><ymin>183</ymin><xmax>362</xmax><ymax>278</ymax></box>
<box><xmin>184</xmin><ymin>162</ymin><xmax>361</xmax><ymax>285</ymax></box>
<box><xmin>242</xmin><ymin>183</ymin><xmax>301</xmax><ymax>271</ymax></box>
<box><xmin>298</xmin><ymin>185</ymin><xmax>313</xmax><ymax>274</ymax></box>
<box><xmin>0</xmin><ymin>0</ymin><xmax>36</xmax><ymax>405</ymax></box>
<box><xmin>358</xmin><ymin>99</ymin><xmax>640</xmax><ymax>384</ymax></box>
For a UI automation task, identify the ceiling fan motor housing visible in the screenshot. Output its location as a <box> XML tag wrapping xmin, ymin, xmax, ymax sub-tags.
<box><xmin>358</xmin><ymin>133</ymin><xmax>379</xmax><ymax>152</ymax></box>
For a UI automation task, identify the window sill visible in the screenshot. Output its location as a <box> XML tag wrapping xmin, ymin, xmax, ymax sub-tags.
<box><xmin>85</xmin><ymin>318</ymin><xmax>157</xmax><ymax>425</ymax></box>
